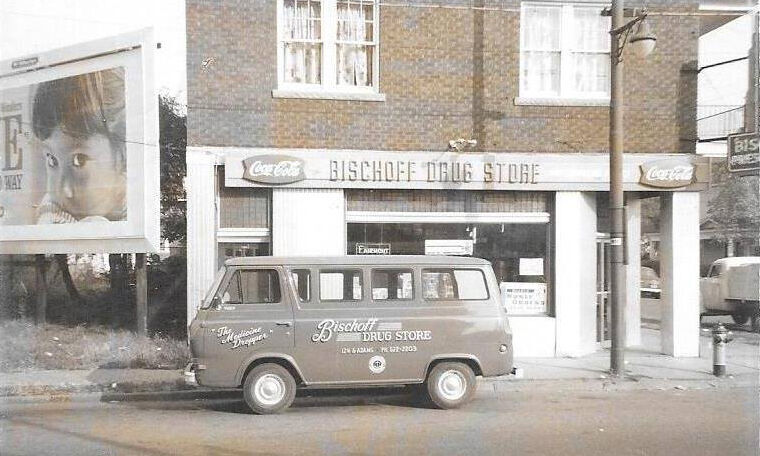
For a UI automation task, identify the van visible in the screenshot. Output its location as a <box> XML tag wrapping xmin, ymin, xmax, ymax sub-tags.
<box><xmin>185</xmin><ymin>255</ymin><xmax>513</xmax><ymax>414</ymax></box>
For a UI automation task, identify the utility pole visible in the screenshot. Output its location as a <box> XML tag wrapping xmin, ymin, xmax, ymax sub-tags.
<box><xmin>606</xmin><ymin>2</ymin><xmax>655</xmax><ymax>377</ymax></box>
<box><xmin>608</xmin><ymin>0</ymin><xmax>626</xmax><ymax>377</ymax></box>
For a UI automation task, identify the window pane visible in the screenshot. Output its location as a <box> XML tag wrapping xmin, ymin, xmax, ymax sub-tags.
<box><xmin>240</xmin><ymin>270</ymin><xmax>281</xmax><ymax>304</ymax></box>
<box><xmin>284</xmin><ymin>43</ymin><xmax>322</xmax><ymax>84</ymax></box>
<box><xmin>320</xmin><ymin>270</ymin><xmax>362</xmax><ymax>301</ymax></box>
<box><xmin>283</xmin><ymin>0</ymin><xmax>321</xmax><ymax>40</ymax></box>
<box><xmin>291</xmin><ymin>269</ymin><xmax>311</xmax><ymax>302</ymax></box>
<box><xmin>522</xmin><ymin>5</ymin><xmax>561</xmax><ymax>50</ymax></box>
<box><xmin>521</xmin><ymin>51</ymin><xmax>560</xmax><ymax>94</ymax></box>
<box><xmin>423</xmin><ymin>269</ymin><xmax>488</xmax><ymax>300</ymax></box>
<box><xmin>337</xmin><ymin>44</ymin><xmax>372</xmax><ymax>86</ymax></box>
<box><xmin>422</xmin><ymin>270</ymin><xmax>456</xmax><ymax>300</ymax></box>
<box><xmin>572</xmin><ymin>6</ymin><xmax>610</xmax><ymax>52</ymax></box>
<box><xmin>453</xmin><ymin>270</ymin><xmax>488</xmax><ymax>300</ymax></box>
<box><xmin>372</xmin><ymin>269</ymin><xmax>413</xmax><ymax>300</ymax></box>
<box><xmin>337</xmin><ymin>1</ymin><xmax>371</xmax><ymax>41</ymax></box>
<box><xmin>571</xmin><ymin>53</ymin><xmax>609</xmax><ymax>94</ymax></box>
<box><xmin>221</xmin><ymin>272</ymin><xmax>242</xmax><ymax>304</ymax></box>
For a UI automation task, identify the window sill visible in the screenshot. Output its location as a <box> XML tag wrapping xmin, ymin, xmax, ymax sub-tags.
<box><xmin>514</xmin><ymin>96</ymin><xmax>610</xmax><ymax>107</ymax></box>
<box><xmin>272</xmin><ymin>89</ymin><xmax>386</xmax><ymax>102</ymax></box>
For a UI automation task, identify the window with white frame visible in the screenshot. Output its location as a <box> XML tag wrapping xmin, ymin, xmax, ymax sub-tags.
<box><xmin>278</xmin><ymin>0</ymin><xmax>378</xmax><ymax>92</ymax></box>
<box><xmin>520</xmin><ymin>3</ymin><xmax>610</xmax><ymax>100</ymax></box>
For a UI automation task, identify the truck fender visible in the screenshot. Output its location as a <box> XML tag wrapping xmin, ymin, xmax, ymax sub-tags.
<box><xmin>235</xmin><ymin>352</ymin><xmax>307</xmax><ymax>386</ymax></box>
<box><xmin>425</xmin><ymin>353</ymin><xmax>484</xmax><ymax>378</ymax></box>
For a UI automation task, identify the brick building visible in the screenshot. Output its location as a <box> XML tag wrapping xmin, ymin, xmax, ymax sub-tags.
<box><xmin>185</xmin><ymin>0</ymin><xmax>741</xmax><ymax>358</ymax></box>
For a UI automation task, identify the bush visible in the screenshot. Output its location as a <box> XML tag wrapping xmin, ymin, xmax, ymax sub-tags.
<box><xmin>0</xmin><ymin>320</ymin><xmax>190</xmax><ymax>372</ymax></box>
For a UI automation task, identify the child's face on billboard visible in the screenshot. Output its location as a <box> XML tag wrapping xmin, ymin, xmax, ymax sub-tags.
<box><xmin>41</xmin><ymin>127</ymin><xmax>126</xmax><ymax>220</ymax></box>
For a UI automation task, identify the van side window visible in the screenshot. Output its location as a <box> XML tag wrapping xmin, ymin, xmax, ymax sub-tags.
<box><xmin>239</xmin><ymin>269</ymin><xmax>281</xmax><ymax>304</ymax></box>
<box><xmin>708</xmin><ymin>264</ymin><xmax>722</xmax><ymax>278</ymax></box>
<box><xmin>422</xmin><ymin>268</ymin><xmax>489</xmax><ymax>300</ymax></box>
<box><xmin>320</xmin><ymin>270</ymin><xmax>363</xmax><ymax>301</ymax></box>
<box><xmin>221</xmin><ymin>271</ymin><xmax>242</xmax><ymax>304</ymax></box>
<box><xmin>372</xmin><ymin>269</ymin><xmax>413</xmax><ymax>300</ymax></box>
<box><xmin>291</xmin><ymin>269</ymin><xmax>311</xmax><ymax>302</ymax></box>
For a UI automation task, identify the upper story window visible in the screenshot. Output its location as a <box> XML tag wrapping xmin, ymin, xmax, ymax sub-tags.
<box><xmin>277</xmin><ymin>0</ymin><xmax>382</xmax><ymax>100</ymax></box>
<box><xmin>519</xmin><ymin>3</ymin><xmax>610</xmax><ymax>103</ymax></box>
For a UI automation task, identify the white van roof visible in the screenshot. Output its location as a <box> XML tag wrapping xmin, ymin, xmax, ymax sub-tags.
<box><xmin>225</xmin><ymin>255</ymin><xmax>492</xmax><ymax>267</ymax></box>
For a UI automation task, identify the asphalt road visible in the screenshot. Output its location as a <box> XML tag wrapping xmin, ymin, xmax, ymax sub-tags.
<box><xmin>1</xmin><ymin>385</ymin><xmax>758</xmax><ymax>456</ymax></box>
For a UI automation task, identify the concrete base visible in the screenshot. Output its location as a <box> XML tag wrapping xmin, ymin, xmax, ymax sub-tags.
<box><xmin>511</xmin><ymin>317</ymin><xmax>556</xmax><ymax>358</ymax></box>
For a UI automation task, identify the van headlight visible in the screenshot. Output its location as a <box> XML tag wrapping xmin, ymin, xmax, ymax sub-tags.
<box><xmin>499</xmin><ymin>344</ymin><xmax>508</xmax><ymax>353</ymax></box>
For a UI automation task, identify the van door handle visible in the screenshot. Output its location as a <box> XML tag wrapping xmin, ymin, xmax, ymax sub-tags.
<box><xmin>275</xmin><ymin>321</ymin><xmax>292</xmax><ymax>327</ymax></box>
<box><xmin>200</xmin><ymin>322</ymin><xmax>207</xmax><ymax>328</ymax></box>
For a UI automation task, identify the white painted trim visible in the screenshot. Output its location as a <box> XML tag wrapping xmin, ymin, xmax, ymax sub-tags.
<box><xmin>216</xmin><ymin>228</ymin><xmax>271</xmax><ymax>244</ymax></box>
<box><xmin>186</xmin><ymin>146</ymin><xmax>225</xmax><ymax>165</ymax></box>
<box><xmin>514</xmin><ymin>96</ymin><xmax>609</xmax><ymax>107</ymax></box>
<box><xmin>346</xmin><ymin>211</ymin><xmax>550</xmax><ymax>224</ymax></box>
<box><xmin>272</xmin><ymin>89</ymin><xmax>386</xmax><ymax>101</ymax></box>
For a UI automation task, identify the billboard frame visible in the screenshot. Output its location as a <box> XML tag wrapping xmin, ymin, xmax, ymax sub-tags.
<box><xmin>0</xmin><ymin>29</ymin><xmax>159</xmax><ymax>254</ymax></box>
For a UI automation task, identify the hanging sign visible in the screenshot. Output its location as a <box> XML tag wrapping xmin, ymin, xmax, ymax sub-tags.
<box><xmin>727</xmin><ymin>132</ymin><xmax>760</xmax><ymax>174</ymax></box>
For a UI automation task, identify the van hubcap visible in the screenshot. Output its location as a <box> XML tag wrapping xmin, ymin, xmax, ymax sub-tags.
<box><xmin>253</xmin><ymin>374</ymin><xmax>286</xmax><ymax>405</ymax></box>
<box><xmin>438</xmin><ymin>370</ymin><xmax>466</xmax><ymax>401</ymax></box>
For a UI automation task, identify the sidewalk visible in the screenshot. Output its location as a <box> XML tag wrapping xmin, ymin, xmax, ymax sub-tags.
<box><xmin>1</xmin><ymin>325</ymin><xmax>757</xmax><ymax>398</ymax></box>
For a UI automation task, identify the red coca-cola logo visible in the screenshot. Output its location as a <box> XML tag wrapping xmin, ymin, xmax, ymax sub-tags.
<box><xmin>639</xmin><ymin>159</ymin><xmax>695</xmax><ymax>188</ymax></box>
<box><xmin>242</xmin><ymin>155</ymin><xmax>306</xmax><ymax>184</ymax></box>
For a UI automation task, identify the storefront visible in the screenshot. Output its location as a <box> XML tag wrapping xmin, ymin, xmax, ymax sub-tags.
<box><xmin>187</xmin><ymin>147</ymin><xmax>709</xmax><ymax>358</ymax></box>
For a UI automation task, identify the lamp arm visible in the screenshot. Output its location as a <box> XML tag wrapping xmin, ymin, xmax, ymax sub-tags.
<box><xmin>610</xmin><ymin>11</ymin><xmax>649</xmax><ymax>63</ymax></box>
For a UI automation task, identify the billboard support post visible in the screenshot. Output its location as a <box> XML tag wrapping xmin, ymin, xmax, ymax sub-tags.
<box><xmin>136</xmin><ymin>253</ymin><xmax>147</xmax><ymax>336</ymax></box>
<box><xmin>34</xmin><ymin>255</ymin><xmax>47</xmax><ymax>325</ymax></box>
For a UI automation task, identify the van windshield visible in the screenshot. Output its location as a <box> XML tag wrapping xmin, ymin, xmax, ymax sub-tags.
<box><xmin>201</xmin><ymin>268</ymin><xmax>227</xmax><ymax>308</ymax></box>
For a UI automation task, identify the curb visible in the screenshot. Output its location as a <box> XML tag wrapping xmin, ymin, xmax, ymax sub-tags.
<box><xmin>1</xmin><ymin>373</ymin><xmax>755</xmax><ymax>403</ymax></box>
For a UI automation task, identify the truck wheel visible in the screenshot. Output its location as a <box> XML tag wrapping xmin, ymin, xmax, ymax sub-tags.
<box><xmin>426</xmin><ymin>362</ymin><xmax>477</xmax><ymax>409</ymax></box>
<box><xmin>243</xmin><ymin>363</ymin><xmax>296</xmax><ymax>414</ymax></box>
<box><xmin>731</xmin><ymin>313</ymin><xmax>749</xmax><ymax>326</ymax></box>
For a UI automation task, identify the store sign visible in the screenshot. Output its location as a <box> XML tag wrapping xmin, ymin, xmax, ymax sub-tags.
<box><xmin>639</xmin><ymin>159</ymin><xmax>694</xmax><ymax>188</ymax></box>
<box><xmin>500</xmin><ymin>282</ymin><xmax>547</xmax><ymax>315</ymax></box>
<box><xmin>222</xmin><ymin>148</ymin><xmax>709</xmax><ymax>192</ymax></box>
<box><xmin>241</xmin><ymin>155</ymin><xmax>305</xmax><ymax>184</ymax></box>
<box><xmin>356</xmin><ymin>243</ymin><xmax>391</xmax><ymax>255</ymax></box>
<box><xmin>727</xmin><ymin>132</ymin><xmax>760</xmax><ymax>173</ymax></box>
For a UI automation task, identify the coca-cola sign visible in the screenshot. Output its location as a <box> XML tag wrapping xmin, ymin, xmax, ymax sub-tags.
<box><xmin>242</xmin><ymin>155</ymin><xmax>306</xmax><ymax>184</ymax></box>
<box><xmin>639</xmin><ymin>159</ymin><xmax>695</xmax><ymax>188</ymax></box>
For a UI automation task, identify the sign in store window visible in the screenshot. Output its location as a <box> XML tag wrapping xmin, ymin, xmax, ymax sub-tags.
<box><xmin>501</xmin><ymin>282</ymin><xmax>547</xmax><ymax>315</ymax></box>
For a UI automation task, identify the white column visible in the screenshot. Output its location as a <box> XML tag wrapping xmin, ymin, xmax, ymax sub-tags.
<box><xmin>625</xmin><ymin>195</ymin><xmax>642</xmax><ymax>347</ymax></box>
<box><xmin>272</xmin><ymin>189</ymin><xmax>345</xmax><ymax>255</ymax></box>
<box><xmin>186</xmin><ymin>148</ymin><xmax>219</xmax><ymax>326</ymax></box>
<box><xmin>660</xmin><ymin>192</ymin><xmax>700</xmax><ymax>357</ymax></box>
<box><xmin>554</xmin><ymin>192</ymin><xmax>598</xmax><ymax>357</ymax></box>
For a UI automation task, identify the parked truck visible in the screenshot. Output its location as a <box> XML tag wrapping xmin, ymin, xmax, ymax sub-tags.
<box><xmin>700</xmin><ymin>257</ymin><xmax>760</xmax><ymax>331</ymax></box>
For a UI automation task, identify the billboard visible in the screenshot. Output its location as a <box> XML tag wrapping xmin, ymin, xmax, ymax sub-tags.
<box><xmin>0</xmin><ymin>29</ymin><xmax>159</xmax><ymax>254</ymax></box>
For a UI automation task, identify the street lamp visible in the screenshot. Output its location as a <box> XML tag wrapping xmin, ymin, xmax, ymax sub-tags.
<box><xmin>606</xmin><ymin>5</ymin><xmax>656</xmax><ymax>377</ymax></box>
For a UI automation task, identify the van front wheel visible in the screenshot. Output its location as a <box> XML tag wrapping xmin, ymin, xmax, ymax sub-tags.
<box><xmin>243</xmin><ymin>363</ymin><xmax>296</xmax><ymax>414</ymax></box>
<box><xmin>426</xmin><ymin>362</ymin><xmax>476</xmax><ymax>409</ymax></box>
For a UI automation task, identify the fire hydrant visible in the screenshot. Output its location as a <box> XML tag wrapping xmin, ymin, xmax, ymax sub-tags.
<box><xmin>712</xmin><ymin>323</ymin><xmax>734</xmax><ymax>377</ymax></box>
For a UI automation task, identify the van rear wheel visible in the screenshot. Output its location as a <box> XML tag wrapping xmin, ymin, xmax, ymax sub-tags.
<box><xmin>243</xmin><ymin>363</ymin><xmax>296</xmax><ymax>414</ymax></box>
<box><xmin>731</xmin><ymin>313</ymin><xmax>749</xmax><ymax>325</ymax></box>
<box><xmin>426</xmin><ymin>362</ymin><xmax>476</xmax><ymax>409</ymax></box>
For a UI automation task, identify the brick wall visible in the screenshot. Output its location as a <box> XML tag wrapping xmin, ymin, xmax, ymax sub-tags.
<box><xmin>186</xmin><ymin>0</ymin><xmax>699</xmax><ymax>154</ymax></box>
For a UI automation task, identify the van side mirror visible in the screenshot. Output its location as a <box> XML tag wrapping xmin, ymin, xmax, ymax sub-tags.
<box><xmin>211</xmin><ymin>296</ymin><xmax>222</xmax><ymax>310</ymax></box>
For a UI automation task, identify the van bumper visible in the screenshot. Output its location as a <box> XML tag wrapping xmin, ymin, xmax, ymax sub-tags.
<box><xmin>184</xmin><ymin>362</ymin><xmax>206</xmax><ymax>387</ymax></box>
